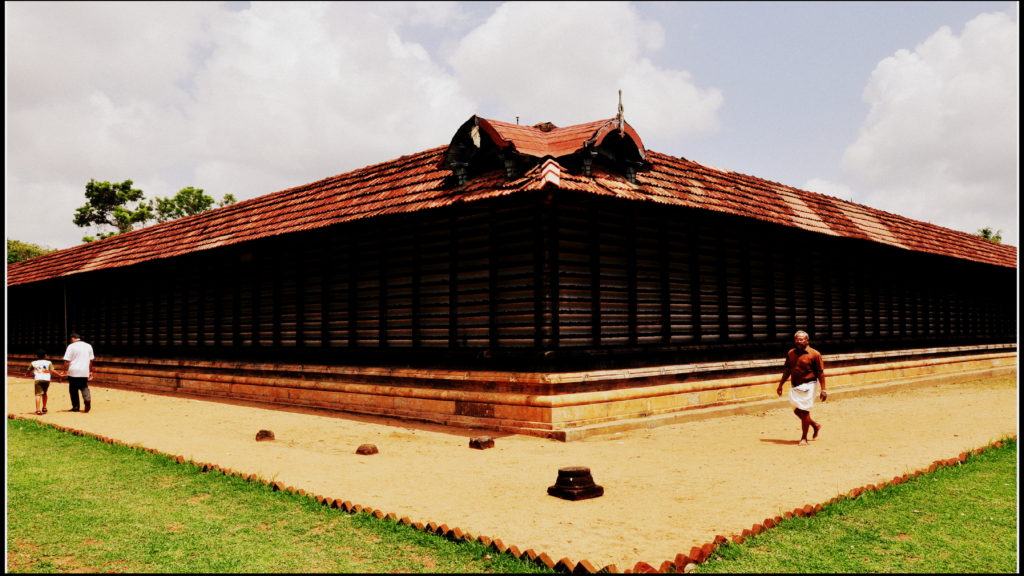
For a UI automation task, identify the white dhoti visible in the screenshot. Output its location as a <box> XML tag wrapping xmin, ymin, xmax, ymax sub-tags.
<box><xmin>789</xmin><ymin>381</ymin><xmax>817</xmax><ymax>411</ymax></box>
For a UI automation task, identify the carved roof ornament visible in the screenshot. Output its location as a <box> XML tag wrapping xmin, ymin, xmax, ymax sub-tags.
<box><xmin>442</xmin><ymin>108</ymin><xmax>649</xmax><ymax>184</ymax></box>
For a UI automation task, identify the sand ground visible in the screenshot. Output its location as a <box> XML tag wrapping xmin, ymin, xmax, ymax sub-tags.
<box><xmin>6</xmin><ymin>373</ymin><xmax>1018</xmax><ymax>570</ymax></box>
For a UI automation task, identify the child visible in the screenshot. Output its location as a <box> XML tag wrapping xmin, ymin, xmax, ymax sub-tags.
<box><xmin>27</xmin><ymin>349</ymin><xmax>57</xmax><ymax>415</ymax></box>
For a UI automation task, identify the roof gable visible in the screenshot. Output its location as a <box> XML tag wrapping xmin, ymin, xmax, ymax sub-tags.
<box><xmin>442</xmin><ymin>115</ymin><xmax>648</xmax><ymax>184</ymax></box>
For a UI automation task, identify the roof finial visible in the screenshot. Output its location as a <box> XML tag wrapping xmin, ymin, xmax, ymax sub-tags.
<box><xmin>616</xmin><ymin>89</ymin><xmax>625</xmax><ymax>135</ymax></box>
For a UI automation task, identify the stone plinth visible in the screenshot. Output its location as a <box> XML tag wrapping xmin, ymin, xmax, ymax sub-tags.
<box><xmin>547</xmin><ymin>466</ymin><xmax>604</xmax><ymax>500</ymax></box>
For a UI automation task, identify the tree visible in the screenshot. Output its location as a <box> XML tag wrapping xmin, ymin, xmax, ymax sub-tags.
<box><xmin>153</xmin><ymin>187</ymin><xmax>236</xmax><ymax>223</ymax></box>
<box><xmin>7</xmin><ymin>239</ymin><xmax>57</xmax><ymax>264</ymax></box>
<box><xmin>977</xmin><ymin>227</ymin><xmax>1003</xmax><ymax>243</ymax></box>
<box><xmin>73</xmin><ymin>180</ymin><xmax>237</xmax><ymax>242</ymax></box>
<box><xmin>73</xmin><ymin>179</ymin><xmax>153</xmax><ymax>242</ymax></box>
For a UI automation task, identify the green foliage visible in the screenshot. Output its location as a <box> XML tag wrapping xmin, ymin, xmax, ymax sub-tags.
<box><xmin>73</xmin><ymin>179</ymin><xmax>153</xmax><ymax>241</ymax></box>
<box><xmin>7</xmin><ymin>238</ymin><xmax>57</xmax><ymax>263</ymax></box>
<box><xmin>6</xmin><ymin>419</ymin><xmax>549</xmax><ymax>573</ymax></box>
<box><xmin>74</xmin><ymin>180</ymin><xmax>237</xmax><ymax>242</ymax></box>
<box><xmin>977</xmin><ymin>227</ymin><xmax>1003</xmax><ymax>243</ymax></box>
<box><xmin>154</xmin><ymin>187</ymin><xmax>237</xmax><ymax>223</ymax></box>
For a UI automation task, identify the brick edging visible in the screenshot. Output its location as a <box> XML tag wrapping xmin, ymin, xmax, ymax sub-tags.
<box><xmin>7</xmin><ymin>413</ymin><xmax>1014</xmax><ymax>573</ymax></box>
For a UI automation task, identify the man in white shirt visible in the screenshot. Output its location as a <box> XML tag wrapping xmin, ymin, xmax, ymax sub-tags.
<box><xmin>63</xmin><ymin>333</ymin><xmax>95</xmax><ymax>413</ymax></box>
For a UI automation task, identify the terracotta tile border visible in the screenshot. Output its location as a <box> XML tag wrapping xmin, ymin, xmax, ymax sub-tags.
<box><xmin>8</xmin><ymin>414</ymin><xmax>1014</xmax><ymax>574</ymax></box>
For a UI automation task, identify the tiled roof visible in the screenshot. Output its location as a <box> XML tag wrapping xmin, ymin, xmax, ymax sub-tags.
<box><xmin>8</xmin><ymin>117</ymin><xmax>1015</xmax><ymax>287</ymax></box>
<box><xmin>476</xmin><ymin>117</ymin><xmax>646</xmax><ymax>160</ymax></box>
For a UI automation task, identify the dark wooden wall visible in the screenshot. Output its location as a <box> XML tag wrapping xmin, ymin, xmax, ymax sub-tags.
<box><xmin>8</xmin><ymin>191</ymin><xmax>1016</xmax><ymax>369</ymax></box>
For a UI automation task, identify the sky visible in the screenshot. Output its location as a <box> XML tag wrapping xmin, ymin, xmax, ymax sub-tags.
<box><xmin>5</xmin><ymin>1</ymin><xmax>1020</xmax><ymax>251</ymax></box>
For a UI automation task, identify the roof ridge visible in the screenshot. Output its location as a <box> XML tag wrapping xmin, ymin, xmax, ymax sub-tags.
<box><xmin>8</xmin><ymin>122</ymin><xmax>1015</xmax><ymax>286</ymax></box>
<box><xmin>646</xmin><ymin>150</ymin><xmax>1016</xmax><ymax>264</ymax></box>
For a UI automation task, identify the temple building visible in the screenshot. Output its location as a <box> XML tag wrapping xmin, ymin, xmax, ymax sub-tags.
<box><xmin>7</xmin><ymin>114</ymin><xmax>1017</xmax><ymax>439</ymax></box>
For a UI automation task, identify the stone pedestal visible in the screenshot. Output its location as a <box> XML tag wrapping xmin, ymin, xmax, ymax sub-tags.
<box><xmin>469</xmin><ymin>436</ymin><xmax>495</xmax><ymax>449</ymax></box>
<box><xmin>547</xmin><ymin>466</ymin><xmax>604</xmax><ymax>500</ymax></box>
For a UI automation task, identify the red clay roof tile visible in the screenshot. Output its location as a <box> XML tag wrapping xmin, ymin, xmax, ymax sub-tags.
<box><xmin>8</xmin><ymin>119</ymin><xmax>1015</xmax><ymax>287</ymax></box>
<box><xmin>465</xmin><ymin>116</ymin><xmax>647</xmax><ymax>161</ymax></box>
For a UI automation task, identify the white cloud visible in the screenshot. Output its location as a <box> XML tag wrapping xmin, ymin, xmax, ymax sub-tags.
<box><xmin>4</xmin><ymin>2</ymin><xmax>217</xmax><ymax>112</ymax></box>
<box><xmin>5</xmin><ymin>2</ymin><xmax>217</xmax><ymax>246</ymax></box>
<box><xmin>841</xmin><ymin>7</ymin><xmax>1019</xmax><ymax>245</ymax></box>
<box><xmin>369</xmin><ymin>1</ymin><xmax>474</xmax><ymax>30</ymax></box>
<box><xmin>187</xmin><ymin>2</ymin><xmax>475</xmax><ymax>199</ymax></box>
<box><xmin>5</xmin><ymin>2</ymin><xmax>475</xmax><ymax>249</ymax></box>
<box><xmin>6</xmin><ymin>1</ymin><xmax>725</xmax><ymax>251</ymax></box>
<box><xmin>447</xmin><ymin>1</ymin><xmax>722</xmax><ymax>138</ymax></box>
<box><xmin>803</xmin><ymin>178</ymin><xmax>855</xmax><ymax>203</ymax></box>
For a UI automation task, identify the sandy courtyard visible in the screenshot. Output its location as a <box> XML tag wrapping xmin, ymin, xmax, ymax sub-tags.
<box><xmin>6</xmin><ymin>373</ymin><xmax>1018</xmax><ymax>570</ymax></box>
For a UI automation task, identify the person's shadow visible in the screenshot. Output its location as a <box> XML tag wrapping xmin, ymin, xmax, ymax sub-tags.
<box><xmin>759</xmin><ymin>438</ymin><xmax>803</xmax><ymax>445</ymax></box>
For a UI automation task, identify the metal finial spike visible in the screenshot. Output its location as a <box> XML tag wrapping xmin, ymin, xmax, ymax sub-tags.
<box><xmin>617</xmin><ymin>90</ymin><xmax>625</xmax><ymax>134</ymax></box>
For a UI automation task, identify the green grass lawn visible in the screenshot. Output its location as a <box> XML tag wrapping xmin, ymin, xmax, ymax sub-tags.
<box><xmin>6</xmin><ymin>418</ymin><xmax>1017</xmax><ymax>573</ymax></box>
<box><xmin>5</xmin><ymin>418</ymin><xmax>548</xmax><ymax>573</ymax></box>
<box><xmin>696</xmin><ymin>436</ymin><xmax>1018</xmax><ymax>573</ymax></box>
